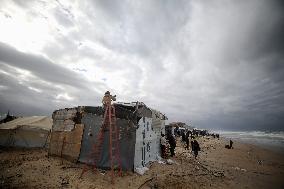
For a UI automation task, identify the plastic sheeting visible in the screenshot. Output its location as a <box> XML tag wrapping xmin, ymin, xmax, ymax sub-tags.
<box><xmin>0</xmin><ymin>129</ymin><xmax>50</xmax><ymax>148</ymax></box>
<box><xmin>78</xmin><ymin>113</ymin><xmax>137</xmax><ymax>170</ymax></box>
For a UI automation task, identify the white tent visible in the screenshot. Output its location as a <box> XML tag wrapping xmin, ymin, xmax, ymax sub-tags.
<box><xmin>0</xmin><ymin>116</ymin><xmax>52</xmax><ymax>148</ymax></box>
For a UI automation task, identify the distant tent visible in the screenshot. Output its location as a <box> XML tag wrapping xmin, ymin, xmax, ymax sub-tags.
<box><xmin>0</xmin><ymin>116</ymin><xmax>52</xmax><ymax>148</ymax></box>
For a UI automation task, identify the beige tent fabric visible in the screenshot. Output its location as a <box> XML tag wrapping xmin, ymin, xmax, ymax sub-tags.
<box><xmin>0</xmin><ymin>116</ymin><xmax>52</xmax><ymax>130</ymax></box>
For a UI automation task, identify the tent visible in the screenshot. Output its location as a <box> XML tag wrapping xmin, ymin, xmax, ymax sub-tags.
<box><xmin>48</xmin><ymin>102</ymin><xmax>167</xmax><ymax>170</ymax></box>
<box><xmin>0</xmin><ymin>116</ymin><xmax>52</xmax><ymax>148</ymax></box>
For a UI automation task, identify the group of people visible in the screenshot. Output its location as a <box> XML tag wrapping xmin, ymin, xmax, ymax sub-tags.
<box><xmin>160</xmin><ymin>130</ymin><xmax>201</xmax><ymax>159</ymax></box>
<box><xmin>181</xmin><ymin>130</ymin><xmax>201</xmax><ymax>159</ymax></box>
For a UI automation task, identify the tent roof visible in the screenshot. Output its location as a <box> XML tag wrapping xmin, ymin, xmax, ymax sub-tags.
<box><xmin>0</xmin><ymin>116</ymin><xmax>52</xmax><ymax>130</ymax></box>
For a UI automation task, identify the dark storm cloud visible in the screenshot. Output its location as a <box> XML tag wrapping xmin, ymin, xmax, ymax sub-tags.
<box><xmin>0</xmin><ymin>42</ymin><xmax>104</xmax><ymax>90</ymax></box>
<box><xmin>0</xmin><ymin>42</ymin><xmax>105</xmax><ymax>115</ymax></box>
<box><xmin>0</xmin><ymin>71</ymin><xmax>56</xmax><ymax>115</ymax></box>
<box><xmin>0</xmin><ymin>59</ymin><xmax>104</xmax><ymax>115</ymax></box>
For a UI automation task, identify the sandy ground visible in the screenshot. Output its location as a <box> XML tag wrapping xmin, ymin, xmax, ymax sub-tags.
<box><xmin>1</xmin><ymin>137</ymin><xmax>284</xmax><ymax>189</ymax></box>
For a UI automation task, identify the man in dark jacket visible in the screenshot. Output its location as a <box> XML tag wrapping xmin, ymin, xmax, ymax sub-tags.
<box><xmin>229</xmin><ymin>140</ymin><xmax>233</xmax><ymax>149</ymax></box>
<box><xmin>168</xmin><ymin>134</ymin><xmax>176</xmax><ymax>157</ymax></box>
<box><xmin>192</xmin><ymin>140</ymin><xmax>200</xmax><ymax>159</ymax></box>
<box><xmin>160</xmin><ymin>134</ymin><xmax>167</xmax><ymax>158</ymax></box>
<box><xmin>185</xmin><ymin>130</ymin><xmax>190</xmax><ymax>150</ymax></box>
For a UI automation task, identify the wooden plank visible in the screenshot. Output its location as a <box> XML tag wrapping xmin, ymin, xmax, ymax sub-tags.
<box><xmin>48</xmin><ymin>124</ymin><xmax>84</xmax><ymax>162</ymax></box>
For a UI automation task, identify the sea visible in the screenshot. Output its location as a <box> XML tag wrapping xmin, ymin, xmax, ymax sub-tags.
<box><xmin>215</xmin><ymin>130</ymin><xmax>284</xmax><ymax>154</ymax></box>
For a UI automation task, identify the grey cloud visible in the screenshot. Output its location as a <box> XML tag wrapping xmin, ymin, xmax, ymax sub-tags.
<box><xmin>12</xmin><ymin>0</ymin><xmax>37</xmax><ymax>8</ymax></box>
<box><xmin>0</xmin><ymin>71</ymin><xmax>56</xmax><ymax>115</ymax></box>
<box><xmin>0</xmin><ymin>60</ymin><xmax>104</xmax><ymax>115</ymax></box>
<box><xmin>53</xmin><ymin>0</ymin><xmax>74</xmax><ymax>27</ymax></box>
<box><xmin>1</xmin><ymin>0</ymin><xmax>284</xmax><ymax>131</ymax></box>
<box><xmin>53</xmin><ymin>8</ymin><xmax>74</xmax><ymax>27</ymax></box>
<box><xmin>0</xmin><ymin>42</ymin><xmax>106</xmax><ymax>115</ymax></box>
<box><xmin>0</xmin><ymin>42</ymin><xmax>103</xmax><ymax>90</ymax></box>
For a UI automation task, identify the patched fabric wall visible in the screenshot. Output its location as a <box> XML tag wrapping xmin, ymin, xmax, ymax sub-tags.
<box><xmin>49</xmin><ymin>104</ymin><xmax>166</xmax><ymax>171</ymax></box>
<box><xmin>78</xmin><ymin>114</ymin><xmax>136</xmax><ymax>170</ymax></box>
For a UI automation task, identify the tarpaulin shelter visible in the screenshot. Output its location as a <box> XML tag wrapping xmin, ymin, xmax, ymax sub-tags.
<box><xmin>48</xmin><ymin>102</ymin><xmax>167</xmax><ymax>171</ymax></box>
<box><xmin>0</xmin><ymin>116</ymin><xmax>52</xmax><ymax>148</ymax></box>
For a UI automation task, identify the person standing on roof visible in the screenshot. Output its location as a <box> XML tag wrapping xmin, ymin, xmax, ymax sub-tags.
<box><xmin>102</xmin><ymin>91</ymin><xmax>116</xmax><ymax>108</ymax></box>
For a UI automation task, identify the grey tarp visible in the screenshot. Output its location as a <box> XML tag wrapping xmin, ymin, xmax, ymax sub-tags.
<box><xmin>0</xmin><ymin>128</ymin><xmax>50</xmax><ymax>148</ymax></box>
<box><xmin>78</xmin><ymin>113</ymin><xmax>137</xmax><ymax>170</ymax></box>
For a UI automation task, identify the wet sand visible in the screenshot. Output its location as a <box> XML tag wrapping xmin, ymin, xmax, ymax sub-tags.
<box><xmin>0</xmin><ymin>137</ymin><xmax>283</xmax><ymax>189</ymax></box>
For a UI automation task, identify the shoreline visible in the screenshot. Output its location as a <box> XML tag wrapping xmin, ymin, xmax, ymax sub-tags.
<box><xmin>220</xmin><ymin>135</ymin><xmax>284</xmax><ymax>155</ymax></box>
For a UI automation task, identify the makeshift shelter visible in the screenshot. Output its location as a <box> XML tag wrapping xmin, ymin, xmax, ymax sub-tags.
<box><xmin>48</xmin><ymin>102</ymin><xmax>167</xmax><ymax>171</ymax></box>
<box><xmin>0</xmin><ymin>116</ymin><xmax>52</xmax><ymax>148</ymax></box>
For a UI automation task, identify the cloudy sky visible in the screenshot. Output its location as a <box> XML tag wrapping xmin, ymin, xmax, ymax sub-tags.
<box><xmin>0</xmin><ymin>0</ymin><xmax>283</xmax><ymax>131</ymax></box>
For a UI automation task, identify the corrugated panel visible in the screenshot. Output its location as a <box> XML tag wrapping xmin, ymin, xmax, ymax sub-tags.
<box><xmin>48</xmin><ymin>124</ymin><xmax>84</xmax><ymax>162</ymax></box>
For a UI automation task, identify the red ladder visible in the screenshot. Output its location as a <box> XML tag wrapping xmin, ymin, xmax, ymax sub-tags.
<box><xmin>80</xmin><ymin>104</ymin><xmax>122</xmax><ymax>183</ymax></box>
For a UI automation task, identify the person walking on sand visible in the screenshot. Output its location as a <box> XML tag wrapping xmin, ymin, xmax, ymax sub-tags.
<box><xmin>185</xmin><ymin>130</ymin><xmax>190</xmax><ymax>150</ymax></box>
<box><xmin>181</xmin><ymin>131</ymin><xmax>186</xmax><ymax>144</ymax></box>
<box><xmin>190</xmin><ymin>136</ymin><xmax>194</xmax><ymax>152</ymax></box>
<box><xmin>192</xmin><ymin>139</ymin><xmax>200</xmax><ymax>159</ymax></box>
